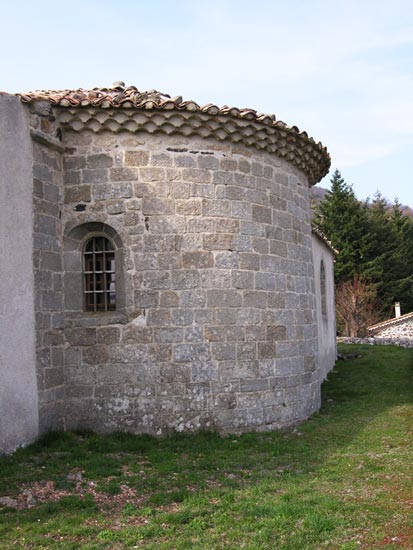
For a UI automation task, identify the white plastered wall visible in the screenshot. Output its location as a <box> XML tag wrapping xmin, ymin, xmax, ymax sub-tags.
<box><xmin>0</xmin><ymin>95</ymin><xmax>39</xmax><ymax>453</ymax></box>
<box><xmin>311</xmin><ymin>233</ymin><xmax>337</xmax><ymax>381</ymax></box>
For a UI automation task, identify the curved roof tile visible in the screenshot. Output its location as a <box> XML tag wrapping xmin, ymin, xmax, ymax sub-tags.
<box><xmin>17</xmin><ymin>83</ymin><xmax>331</xmax><ymax>184</ymax></box>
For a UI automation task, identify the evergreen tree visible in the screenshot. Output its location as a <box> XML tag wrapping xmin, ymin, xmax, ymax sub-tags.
<box><xmin>313</xmin><ymin>169</ymin><xmax>368</xmax><ymax>284</ymax></box>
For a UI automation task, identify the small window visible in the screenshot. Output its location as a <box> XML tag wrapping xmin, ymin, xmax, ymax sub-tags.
<box><xmin>320</xmin><ymin>259</ymin><xmax>327</xmax><ymax>318</ymax></box>
<box><xmin>83</xmin><ymin>236</ymin><xmax>116</xmax><ymax>311</ymax></box>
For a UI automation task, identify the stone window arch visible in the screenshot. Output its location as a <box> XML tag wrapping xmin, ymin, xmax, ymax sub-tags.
<box><xmin>320</xmin><ymin>259</ymin><xmax>327</xmax><ymax>319</ymax></box>
<box><xmin>63</xmin><ymin>222</ymin><xmax>126</xmax><ymax>314</ymax></box>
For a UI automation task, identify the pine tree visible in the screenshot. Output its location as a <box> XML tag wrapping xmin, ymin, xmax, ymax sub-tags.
<box><xmin>313</xmin><ymin>169</ymin><xmax>368</xmax><ymax>284</ymax></box>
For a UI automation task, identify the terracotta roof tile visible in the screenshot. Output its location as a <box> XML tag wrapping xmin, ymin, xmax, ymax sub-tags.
<box><xmin>14</xmin><ymin>83</ymin><xmax>331</xmax><ymax>184</ymax></box>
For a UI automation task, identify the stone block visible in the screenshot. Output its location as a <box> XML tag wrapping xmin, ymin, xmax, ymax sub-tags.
<box><xmin>144</xmin><ymin>234</ymin><xmax>177</xmax><ymax>252</ymax></box>
<box><xmin>174</xmin><ymin>155</ymin><xmax>196</xmax><ymax>167</ymax></box>
<box><xmin>188</xmin><ymin>217</ymin><xmax>215</xmax><ymax>233</ymax></box>
<box><xmin>34</xmin><ymin>213</ymin><xmax>57</xmax><ymax>236</ymax></box>
<box><xmin>252</xmin><ymin>205</ymin><xmax>272</xmax><ymax>224</ymax></box>
<box><xmin>169</xmin><ymin>182</ymin><xmax>190</xmax><ymax>199</ymax></box>
<box><xmin>215</xmin><ymin>308</ymin><xmax>237</xmax><ymax>325</ymax></box>
<box><xmin>139</xmin><ymin>167</ymin><xmax>166</xmax><ymax>182</ymax></box>
<box><xmin>148</xmin><ymin>344</ymin><xmax>172</xmax><ymax>362</ymax></box>
<box><xmin>221</xmin><ymin>157</ymin><xmax>237</xmax><ymax>171</ymax></box>
<box><xmin>151</xmin><ymin>152</ymin><xmax>173</xmax><ymax>166</ymax></box>
<box><xmin>255</xmin><ymin>272</ymin><xmax>276</xmax><ymax>291</ymax></box>
<box><xmin>173</xmin><ymin>344</ymin><xmax>210</xmax><ymax>362</ymax></box>
<box><xmin>33</xmin><ymin>163</ymin><xmax>52</xmax><ymax>182</ymax></box>
<box><xmin>83</xmin><ymin>168</ymin><xmax>109</xmax><ymax>184</ymax></box>
<box><xmin>110</xmin><ymin>167</ymin><xmax>137</xmax><ymax>182</ymax></box>
<box><xmin>160</xmin><ymin>363</ymin><xmax>191</xmax><ymax>383</ymax></box>
<box><xmin>212</xmin><ymin>343</ymin><xmax>236</xmax><ymax>361</ymax></box>
<box><xmin>159</xmin><ymin>291</ymin><xmax>180</xmax><ymax>308</ymax></box>
<box><xmin>125</xmin><ymin>150</ymin><xmax>149</xmax><ymax>166</ymax></box>
<box><xmin>172</xmin><ymin>309</ymin><xmax>194</xmax><ymax>326</ymax></box>
<box><xmin>213</xmin><ymin>171</ymin><xmax>233</xmax><ymax>185</ymax></box>
<box><xmin>142</xmin><ymin>198</ymin><xmax>174</xmax><ymax>215</ymax></box>
<box><xmin>124</xmin><ymin>211</ymin><xmax>141</xmax><ymax>226</ymax></box>
<box><xmin>176</xmin><ymin>199</ymin><xmax>201</xmax><ymax>216</ymax></box>
<box><xmin>43</xmin><ymin>183</ymin><xmax>60</xmax><ymax>203</ymax></box>
<box><xmin>192</xmin><ymin>362</ymin><xmax>217</xmax><ymax>382</ymax></box>
<box><xmin>97</xmin><ymin>326</ymin><xmax>121</xmax><ymax>344</ymax></box>
<box><xmin>143</xmin><ymin>270</ymin><xmax>170</xmax><ymax>289</ymax></box>
<box><xmin>66</xmin><ymin>328</ymin><xmax>96</xmax><ymax>346</ymax></box>
<box><xmin>134</xmin><ymin>290</ymin><xmax>159</xmax><ymax>308</ymax></box>
<box><xmin>191</xmin><ymin>183</ymin><xmax>215</xmax><ymax>198</ymax></box>
<box><xmin>110</xmin><ymin>344</ymin><xmax>148</xmax><ymax>363</ymax></box>
<box><xmin>154</xmin><ymin>328</ymin><xmax>184</xmax><ymax>343</ymax></box>
<box><xmin>258</xmin><ymin>342</ymin><xmax>277</xmax><ymax>359</ymax></box>
<box><xmin>203</xmin><ymin>234</ymin><xmax>233</xmax><ymax>251</ymax></box>
<box><xmin>198</xmin><ymin>155</ymin><xmax>219</xmax><ymax>170</ymax></box>
<box><xmin>171</xmin><ymin>270</ymin><xmax>200</xmax><ymax>290</ymax></box>
<box><xmin>224</xmin><ymin>186</ymin><xmax>245</xmax><ymax>201</ymax></box>
<box><xmin>243</xmin><ymin>291</ymin><xmax>267</xmax><ymax>309</ymax></box>
<box><xmin>213</xmin><ymin>393</ymin><xmax>237</xmax><ymax>410</ymax></box>
<box><xmin>182</xmin><ymin>168</ymin><xmax>211</xmax><ymax>183</ymax></box>
<box><xmin>214</xmin><ymin>252</ymin><xmax>239</xmax><ymax>269</ymax></box>
<box><xmin>185</xmin><ymin>325</ymin><xmax>203</xmax><ymax>342</ymax></box>
<box><xmin>202</xmin><ymin>199</ymin><xmax>230</xmax><ymax>217</ymax></box>
<box><xmin>238</xmin><ymin>159</ymin><xmax>251</xmax><ymax>173</ymax></box>
<box><xmin>246</xmin><ymin>325</ymin><xmax>267</xmax><ymax>342</ymax></box>
<box><xmin>63</xmin><ymin>155</ymin><xmax>86</xmax><ymax>170</ymax></box>
<box><xmin>93</xmin><ymin>182</ymin><xmax>133</xmax><ymax>200</ymax></box>
<box><xmin>232</xmin><ymin>270</ymin><xmax>254</xmax><ymax>289</ymax></box>
<box><xmin>44</xmin><ymin>367</ymin><xmax>64</xmax><ymax>389</ymax></box>
<box><xmin>239</xmin><ymin>378</ymin><xmax>269</xmax><ymax>392</ymax></box>
<box><xmin>231</xmin><ymin>201</ymin><xmax>251</xmax><ymax>219</ymax></box>
<box><xmin>237</xmin><ymin>342</ymin><xmax>258</xmax><ymax>361</ymax></box>
<box><xmin>42</xmin><ymin>291</ymin><xmax>63</xmax><ymax>311</ymax></box>
<box><xmin>200</xmin><ymin>269</ymin><xmax>231</xmax><ymax>289</ymax></box>
<box><xmin>87</xmin><ymin>153</ymin><xmax>113</xmax><ymax>169</ymax></box>
<box><xmin>181</xmin><ymin>290</ymin><xmax>206</xmax><ymax>307</ymax></box>
<box><xmin>207</xmin><ymin>290</ymin><xmax>242</xmax><ymax>308</ymax></box>
<box><xmin>146</xmin><ymin>309</ymin><xmax>171</xmax><ymax>326</ymax></box>
<box><xmin>122</xmin><ymin>325</ymin><xmax>153</xmax><ymax>344</ymax></box>
<box><xmin>252</xmin><ymin>237</ymin><xmax>269</xmax><ymax>254</ymax></box>
<box><xmin>83</xmin><ymin>346</ymin><xmax>109</xmax><ymax>365</ymax></box>
<box><xmin>64</xmin><ymin>185</ymin><xmax>91</xmax><ymax>204</ymax></box>
<box><xmin>182</xmin><ymin>252</ymin><xmax>214</xmax><ymax>269</ymax></box>
<box><xmin>63</xmin><ymin>170</ymin><xmax>81</xmax><ymax>185</ymax></box>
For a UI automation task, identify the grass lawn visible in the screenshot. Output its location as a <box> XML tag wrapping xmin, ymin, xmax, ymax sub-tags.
<box><xmin>0</xmin><ymin>344</ymin><xmax>412</xmax><ymax>549</ymax></box>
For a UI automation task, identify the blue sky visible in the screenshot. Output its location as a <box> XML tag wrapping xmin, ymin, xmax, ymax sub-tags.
<box><xmin>2</xmin><ymin>0</ymin><xmax>413</xmax><ymax>205</ymax></box>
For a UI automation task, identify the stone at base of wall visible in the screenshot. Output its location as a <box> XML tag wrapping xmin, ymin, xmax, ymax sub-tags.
<box><xmin>337</xmin><ymin>337</ymin><xmax>413</xmax><ymax>348</ymax></box>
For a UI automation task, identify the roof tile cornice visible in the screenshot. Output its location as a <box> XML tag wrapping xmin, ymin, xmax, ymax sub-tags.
<box><xmin>18</xmin><ymin>84</ymin><xmax>331</xmax><ymax>184</ymax></box>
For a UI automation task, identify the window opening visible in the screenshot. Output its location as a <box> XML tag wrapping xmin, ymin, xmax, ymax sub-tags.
<box><xmin>320</xmin><ymin>259</ymin><xmax>327</xmax><ymax>318</ymax></box>
<box><xmin>83</xmin><ymin>236</ymin><xmax>116</xmax><ymax>311</ymax></box>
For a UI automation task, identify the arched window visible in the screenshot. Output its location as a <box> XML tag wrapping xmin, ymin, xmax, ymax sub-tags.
<box><xmin>320</xmin><ymin>259</ymin><xmax>327</xmax><ymax>318</ymax></box>
<box><xmin>83</xmin><ymin>236</ymin><xmax>116</xmax><ymax>311</ymax></box>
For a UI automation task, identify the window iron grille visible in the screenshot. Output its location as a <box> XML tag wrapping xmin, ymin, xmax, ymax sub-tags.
<box><xmin>83</xmin><ymin>236</ymin><xmax>116</xmax><ymax>312</ymax></box>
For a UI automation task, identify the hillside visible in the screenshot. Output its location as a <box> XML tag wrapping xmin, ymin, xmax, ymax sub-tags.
<box><xmin>310</xmin><ymin>186</ymin><xmax>413</xmax><ymax>219</ymax></box>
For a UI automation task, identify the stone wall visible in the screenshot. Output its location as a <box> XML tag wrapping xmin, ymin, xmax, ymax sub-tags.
<box><xmin>29</xmin><ymin>103</ymin><xmax>65</xmax><ymax>433</ymax></box>
<box><xmin>369</xmin><ymin>318</ymin><xmax>413</xmax><ymax>339</ymax></box>
<box><xmin>60</xmin><ymin>131</ymin><xmax>320</xmax><ymax>434</ymax></box>
<box><xmin>338</xmin><ymin>337</ymin><xmax>413</xmax><ymax>348</ymax></box>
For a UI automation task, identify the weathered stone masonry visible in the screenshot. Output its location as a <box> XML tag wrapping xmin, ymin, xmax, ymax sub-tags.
<box><xmin>0</xmin><ymin>85</ymin><xmax>334</xmax><ymax>448</ymax></box>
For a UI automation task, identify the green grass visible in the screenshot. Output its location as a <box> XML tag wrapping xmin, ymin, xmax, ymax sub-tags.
<box><xmin>0</xmin><ymin>344</ymin><xmax>412</xmax><ymax>549</ymax></box>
